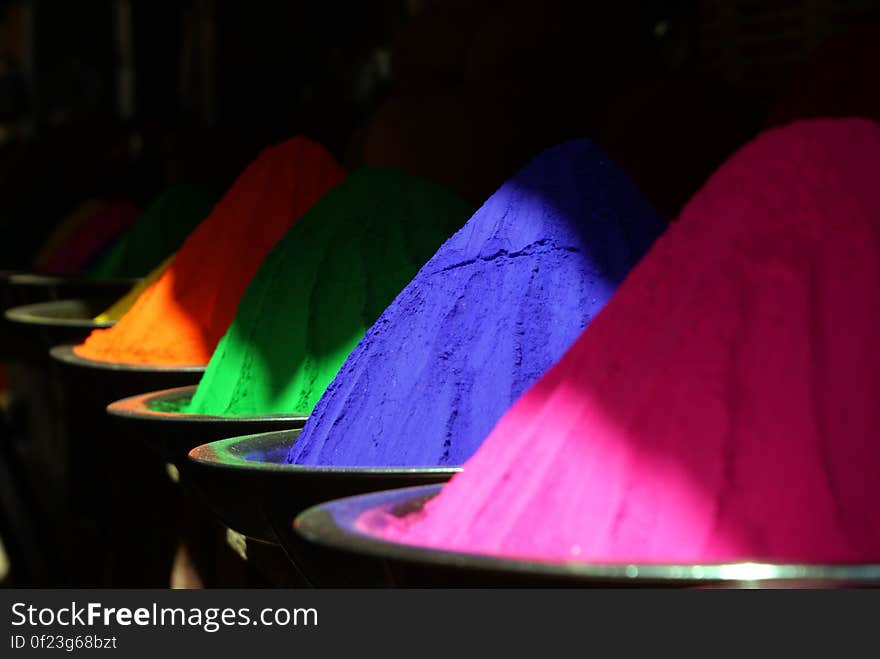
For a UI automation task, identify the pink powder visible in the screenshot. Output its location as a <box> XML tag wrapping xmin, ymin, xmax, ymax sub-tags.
<box><xmin>381</xmin><ymin>118</ymin><xmax>880</xmax><ymax>565</ymax></box>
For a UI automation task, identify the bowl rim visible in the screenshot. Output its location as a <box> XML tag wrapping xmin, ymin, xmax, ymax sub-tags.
<box><xmin>188</xmin><ymin>430</ymin><xmax>462</xmax><ymax>477</ymax></box>
<box><xmin>4</xmin><ymin>298</ymin><xmax>116</xmax><ymax>329</ymax></box>
<box><xmin>106</xmin><ymin>385</ymin><xmax>310</xmax><ymax>423</ymax></box>
<box><xmin>6</xmin><ymin>272</ymin><xmax>140</xmax><ymax>288</ymax></box>
<box><xmin>49</xmin><ymin>343</ymin><xmax>207</xmax><ymax>373</ymax></box>
<box><xmin>293</xmin><ymin>484</ymin><xmax>880</xmax><ymax>585</ymax></box>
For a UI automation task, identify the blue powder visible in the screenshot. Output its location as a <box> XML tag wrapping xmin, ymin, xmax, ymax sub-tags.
<box><xmin>286</xmin><ymin>140</ymin><xmax>665</xmax><ymax>467</ymax></box>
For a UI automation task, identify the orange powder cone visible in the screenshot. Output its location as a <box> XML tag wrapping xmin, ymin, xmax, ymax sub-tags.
<box><xmin>75</xmin><ymin>137</ymin><xmax>346</xmax><ymax>365</ymax></box>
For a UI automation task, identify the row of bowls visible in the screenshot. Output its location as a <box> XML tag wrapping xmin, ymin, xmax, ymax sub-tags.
<box><xmin>3</xmin><ymin>274</ymin><xmax>879</xmax><ymax>588</ymax></box>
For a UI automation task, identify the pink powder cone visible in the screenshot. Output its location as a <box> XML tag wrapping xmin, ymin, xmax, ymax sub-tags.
<box><xmin>381</xmin><ymin>118</ymin><xmax>880</xmax><ymax>565</ymax></box>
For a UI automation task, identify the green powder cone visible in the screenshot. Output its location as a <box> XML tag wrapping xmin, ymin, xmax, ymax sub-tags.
<box><xmin>186</xmin><ymin>167</ymin><xmax>474</xmax><ymax>416</ymax></box>
<box><xmin>89</xmin><ymin>184</ymin><xmax>216</xmax><ymax>279</ymax></box>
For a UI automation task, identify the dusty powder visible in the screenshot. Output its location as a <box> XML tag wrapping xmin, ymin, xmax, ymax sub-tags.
<box><xmin>288</xmin><ymin>140</ymin><xmax>664</xmax><ymax>466</ymax></box>
<box><xmin>382</xmin><ymin>119</ymin><xmax>880</xmax><ymax>564</ymax></box>
<box><xmin>187</xmin><ymin>167</ymin><xmax>474</xmax><ymax>416</ymax></box>
<box><xmin>88</xmin><ymin>185</ymin><xmax>216</xmax><ymax>279</ymax></box>
<box><xmin>39</xmin><ymin>200</ymin><xmax>139</xmax><ymax>275</ymax></box>
<box><xmin>93</xmin><ymin>254</ymin><xmax>175</xmax><ymax>323</ymax></box>
<box><xmin>33</xmin><ymin>200</ymin><xmax>107</xmax><ymax>269</ymax></box>
<box><xmin>74</xmin><ymin>137</ymin><xmax>345</xmax><ymax>366</ymax></box>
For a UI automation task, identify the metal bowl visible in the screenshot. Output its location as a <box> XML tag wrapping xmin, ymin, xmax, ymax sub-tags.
<box><xmin>6</xmin><ymin>272</ymin><xmax>138</xmax><ymax>306</ymax></box>
<box><xmin>32</xmin><ymin>346</ymin><xmax>203</xmax><ymax>586</ymax></box>
<box><xmin>0</xmin><ymin>269</ymin><xmax>24</xmax><ymax>310</ymax></box>
<box><xmin>106</xmin><ymin>385</ymin><xmax>306</xmax><ymax>465</ymax></box>
<box><xmin>187</xmin><ymin>430</ymin><xmax>458</xmax><ymax>585</ymax></box>
<box><xmin>294</xmin><ymin>485</ymin><xmax>880</xmax><ymax>588</ymax></box>
<box><xmin>5</xmin><ymin>298</ymin><xmax>116</xmax><ymax>354</ymax></box>
<box><xmin>49</xmin><ymin>344</ymin><xmax>204</xmax><ymax>406</ymax></box>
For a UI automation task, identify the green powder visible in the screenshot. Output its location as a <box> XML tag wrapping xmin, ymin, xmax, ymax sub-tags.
<box><xmin>89</xmin><ymin>184</ymin><xmax>216</xmax><ymax>279</ymax></box>
<box><xmin>186</xmin><ymin>167</ymin><xmax>474</xmax><ymax>417</ymax></box>
<box><xmin>147</xmin><ymin>397</ymin><xmax>191</xmax><ymax>414</ymax></box>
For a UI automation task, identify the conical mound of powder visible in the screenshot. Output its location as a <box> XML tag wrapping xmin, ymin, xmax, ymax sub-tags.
<box><xmin>88</xmin><ymin>184</ymin><xmax>216</xmax><ymax>279</ymax></box>
<box><xmin>75</xmin><ymin>137</ymin><xmax>345</xmax><ymax>365</ymax></box>
<box><xmin>288</xmin><ymin>140</ymin><xmax>665</xmax><ymax>467</ymax></box>
<box><xmin>33</xmin><ymin>200</ymin><xmax>108</xmax><ymax>269</ymax></box>
<box><xmin>187</xmin><ymin>167</ymin><xmax>474</xmax><ymax>416</ymax></box>
<box><xmin>41</xmin><ymin>200</ymin><xmax>139</xmax><ymax>275</ymax></box>
<box><xmin>93</xmin><ymin>254</ymin><xmax>175</xmax><ymax>323</ymax></box>
<box><xmin>383</xmin><ymin>118</ymin><xmax>880</xmax><ymax>564</ymax></box>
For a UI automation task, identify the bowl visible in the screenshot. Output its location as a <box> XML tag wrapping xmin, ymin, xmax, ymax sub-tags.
<box><xmin>106</xmin><ymin>385</ymin><xmax>306</xmax><ymax>465</ymax></box>
<box><xmin>42</xmin><ymin>345</ymin><xmax>205</xmax><ymax>586</ymax></box>
<box><xmin>5</xmin><ymin>298</ymin><xmax>116</xmax><ymax>356</ymax></box>
<box><xmin>0</xmin><ymin>269</ymin><xmax>24</xmax><ymax>310</ymax></box>
<box><xmin>187</xmin><ymin>430</ymin><xmax>459</xmax><ymax>586</ymax></box>
<box><xmin>293</xmin><ymin>485</ymin><xmax>880</xmax><ymax>588</ymax></box>
<box><xmin>49</xmin><ymin>344</ymin><xmax>204</xmax><ymax>406</ymax></box>
<box><xmin>5</xmin><ymin>273</ymin><xmax>138</xmax><ymax>306</ymax></box>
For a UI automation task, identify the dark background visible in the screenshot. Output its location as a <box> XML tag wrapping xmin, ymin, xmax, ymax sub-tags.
<box><xmin>1</xmin><ymin>0</ymin><xmax>879</xmax><ymax>270</ymax></box>
<box><xmin>1</xmin><ymin>0</ymin><xmax>879</xmax><ymax>588</ymax></box>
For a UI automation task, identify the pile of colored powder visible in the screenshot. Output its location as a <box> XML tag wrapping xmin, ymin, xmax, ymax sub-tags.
<box><xmin>33</xmin><ymin>199</ymin><xmax>107</xmax><ymax>269</ymax></box>
<box><xmin>88</xmin><ymin>184</ymin><xmax>216</xmax><ymax>279</ymax></box>
<box><xmin>41</xmin><ymin>200</ymin><xmax>139</xmax><ymax>274</ymax></box>
<box><xmin>187</xmin><ymin>167</ymin><xmax>474</xmax><ymax>416</ymax></box>
<box><xmin>93</xmin><ymin>254</ymin><xmax>174</xmax><ymax>322</ymax></box>
<box><xmin>382</xmin><ymin>118</ymin><xmax>880</xmax><ymax>564</ymax></box>
<box><xmin>287</xmin><ymin>140</ymin><xmax>665</xmax><ymax>467</ymax></box>
<box><xmin>75</xmin><ymin>137</ymin><xmax>345</xmax><ymax>366</ymax></box>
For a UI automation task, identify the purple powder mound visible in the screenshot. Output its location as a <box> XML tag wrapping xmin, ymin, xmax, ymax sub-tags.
<box><xmin>286</xmin><ymin>139</ymin><xmax>665</xmax><ymax>467</ymax></box>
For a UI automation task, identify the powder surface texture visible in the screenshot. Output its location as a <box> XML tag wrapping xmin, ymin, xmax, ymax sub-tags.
<box><xmin>88</xmin><ymin>185</ymin><xmax>216</xmax><ymax>279</ymax></box>
<box><xmin>75</xmin><ymin>137</ymin><xmax>345</xmax><ymax>365</ymax></box>
<box><xmin>94</xmin><ymin>254</ymin><xmax>175</xmax><ymax>322</ymax></box>
<box><xmin>187</xmin><ymin>167</ymin><xmax>474</xmax><ymax>416</ymax></box>
<box><xmin>40</xmin><ymin>200</ymin><xmax>139</xmax><ymax>274</ymax></box>
<box><xmin>287</xmin><ymin>140</ymin><xmax>665</xmax><ymax>467</ymax></box>
<box><xmin>383</xmin><ymin>118</ymin><xmax>880</xmax><ymax>564</ymax></box>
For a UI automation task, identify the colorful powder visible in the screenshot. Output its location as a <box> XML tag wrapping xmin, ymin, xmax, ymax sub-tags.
<box><xmin>383</xmin><ymin>118</ymin><xmax>880</xmax><ymax>564</ymax></box>
<box><xmin>88</xmin><ymin>185</ymin><xmax>216</xmax><ymax>279</ymax></box>
<box><xmin>41</xmin><ymin>200</ymin><xmax>139</xmax><ymax>275</ymax></box>
<box><xmin>33</xmin><ymin>199</ymin><xmax>107</xmax><ymax>269</ymax></box>
<box><xmin>93</xmin><ymin>254</ymin><xmax>175</xmax><ymax>322</ymax></box>
<box><xmin>288</xmin><ymin>140</ymin><xmax>664</xmax><ymax>467</ymax></box>
<box><xmin>187</xmin><ymin>167</ymin><xmax>474</xmax><ymax>416</ymax></box>
<box><xmin>75</xmin><ymin>137</ymin><xmax>345</xmax><ymax>366</ymax></box>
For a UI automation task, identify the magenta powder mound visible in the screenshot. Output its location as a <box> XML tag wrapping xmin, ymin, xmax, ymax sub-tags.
<box><xmin>381</xmin><ymin>118</ymin><xmax>880</xmax><ymax>565</ymax></box>
<box><xmin>288</xmin><ymin>139</ymin><xmax>665</xmax><ymax>467</ymax></box>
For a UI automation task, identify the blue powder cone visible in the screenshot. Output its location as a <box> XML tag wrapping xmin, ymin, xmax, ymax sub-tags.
<box><xmin>286</xmin><ymin>139</ymin><xmax>666</xmax><ymax>467</ymax></box>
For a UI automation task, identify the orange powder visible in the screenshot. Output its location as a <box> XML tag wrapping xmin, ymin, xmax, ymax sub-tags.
<box><xmin>75</xmin><ymin>137</ymin><xmax>345</xmax><ymax>365</ymax></box>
